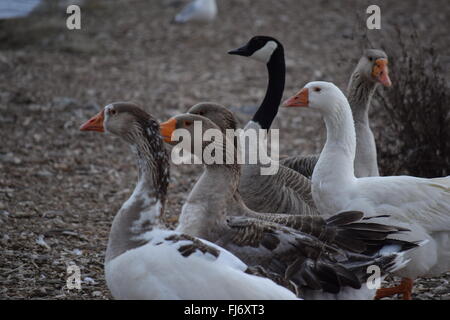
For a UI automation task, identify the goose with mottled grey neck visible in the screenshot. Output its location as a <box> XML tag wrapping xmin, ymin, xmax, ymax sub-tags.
<box><xmin>347</xmin><ymin>49</ymin><xmax>391</xmax><ymax>177</ymax></box>
<box><xmin>160</xmin><ymin>113</ymin><xmax>419</xmax><ymax>299</ymax></box>
<box><xmin>283</xmin><ymin>81</ymin><xmax>450</xmax><ymax>300</ymax></box>
<box><xmin>79</xmin><ymin>102</ymin><xmax>301</xmax><ymax>300</ymax></box>
<box><xmin>187</xmin><ymin>102</ymin><xmax>316</xmax><ymax>216</ymax></box>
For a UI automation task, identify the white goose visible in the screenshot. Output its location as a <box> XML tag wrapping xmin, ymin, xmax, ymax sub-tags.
<box><xmin>174</xmin><ymin>0</ymin><xmax>217</xmax><ymax>23</ymax></box>
<box><xmin>283</xmin><ymin>81</ymin><xmax>450</xmax><ymax>299</ymax></box>
<box><xmin>281</xmin><ymin>49</ymin><xmax>392</xmax><ymax>178</ymax></box>
<box><xmin>79</xmin><ymin>102</ymin><xmax>299</xmax><ymax>300</ymax></box>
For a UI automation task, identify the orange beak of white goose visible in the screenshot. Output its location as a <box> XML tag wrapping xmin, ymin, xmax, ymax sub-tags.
<box><xmin>282</xmin><ymin>88</ymin><xmax>309</xmax><ymax>107</ymax></box>
<box><xmin>80</xmin><ymin>110</ymin><xmax>105</xmax><ymax>132</ymax></box>
<box><xmin>372</xmin><ymin>58</ymin><xmax>392</xmax><ymax>87</ymax></box>
<box><xmin>159</xmin><ymin>118</ymin><xmax>177</xmax><ymax>143</ymax></box>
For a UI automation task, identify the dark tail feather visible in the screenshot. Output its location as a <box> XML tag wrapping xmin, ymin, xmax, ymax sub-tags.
<box><xmin>326</xmin><ymin>211</ymin><xmax>364</xmax><ymax>226</ymax></box>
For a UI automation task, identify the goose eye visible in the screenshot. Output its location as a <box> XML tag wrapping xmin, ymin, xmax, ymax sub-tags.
<box><xmin>313</xmin><ymin>87</ymin><xmax>321</xmax><ymax>92</ymax></box>
<box><xmin>109</xmin><ymin>109</ymin><xmax>117</xmax><ymax>115</ymax></box>
<box><xmin>198</xmin><ymin>111</ymin><xmax>204</xmax><ymax>116</ymax></box>
<box><xmin>185</xmin><ymin>120</ymin><xmax>192</xmax><ymax>127</ymax></box>
<box><xmin>368</xmin><ymin>57</ymin><xmax>373</xmax><ymax>62</ymax></box>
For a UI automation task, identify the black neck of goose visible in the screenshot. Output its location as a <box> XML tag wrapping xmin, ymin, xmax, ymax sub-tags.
<box><xmin>251</xmin><ymin>46</ymin><xmax>285</xmax><ymax>130</ymax></box>
<box><xmin>347</xmin><ymin>70</ymin><xmax>377</xmax><ymax>125</ymax></box>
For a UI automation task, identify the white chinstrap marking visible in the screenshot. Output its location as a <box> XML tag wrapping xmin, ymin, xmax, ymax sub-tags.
<box><xmin>169</xmin><ymin>121</ymin><xmax>279</xmax><ymax>175</ymax></box>
<box><xmin>250</xmin><ymin>40</ymin><xmax>278</xmax><ymax>64</ymax></box>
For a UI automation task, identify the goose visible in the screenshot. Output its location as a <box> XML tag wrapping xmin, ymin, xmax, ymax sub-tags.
<box><xmin>79</xmin><ymin>102</ymin><xmax>300</xmax><ymax>300</ymax></box>
<box><xmin>187</xmin><ymin>101</ymin><xmax>317</xmax><ymax>215</ymax></box>
<box><xmin>229</xmin><ymin>35</ymin><xmax>318</xmax><ymax>179</ymax></box>
<box><xmin>183</xmin><ymin>36</ymin><xmax>317</xmax><ymax>215</ymax></box>
<box><xmin>347</xmin><ymin>49</ymin><xmax>391</xmax><ymax>177</ymax></box>
<box><xmin>279</xmin><ymin>49</ymin><xmax>392</xmax><ymax>178</ymax></box>
<box><xmin>174</xmin><ymin>0</ymin><xmax>217</xmax><ymax>24</ymax></box>
<box><xmin>160</xmin><ymin>113</ymin><xmax>419</xmax><ymax>299</ymax></box>
<box><xmin>283</xmin><ymin>81</ymin><xmax>450</xmax><ymax>299</ymax></box>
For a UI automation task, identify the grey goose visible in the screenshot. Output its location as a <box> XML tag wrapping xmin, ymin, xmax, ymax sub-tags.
<box><xmin>79</xmin><ymin>102</ymin><xmax>300</xmax><ymax>299</ymax></box>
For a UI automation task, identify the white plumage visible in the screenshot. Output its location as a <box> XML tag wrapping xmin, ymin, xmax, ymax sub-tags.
<box><xmin>285</xmin><ymin>81</ymin><xmax>450</xmax><ymax>283</ymax></box>
<box><xmin>174</xmin><ymin>0</ymin><xmax>217</xmax><ymax>23</ymax></box>
<box><xmin>105</xmin><ymin>229</ymin><xmax>299</xmax><ymax>300</ymax></box>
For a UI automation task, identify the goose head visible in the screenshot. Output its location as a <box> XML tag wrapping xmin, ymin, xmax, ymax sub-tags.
<box><xmin>283</xmin><ymin>81</ymin><xmax>348</xmax><ymax>115</ymax></box>
<box><xmin>228</xmin><ymin>36</ymin><xmax>282</xmax><ymax>64</ymax></box>
<box><xmin>160</xmin><ymin>113</ymin><xmax>236</xmax><ymax>164</ymax></box>
<box><xmin>80</xmin><ymin>102</ymin><xmax>170</xmax><ymax>203</ymax></box>
<box><xmin>356</xmin><ymin>49</ymin><xmax>392</xmax><ymax>87</ymax></box>
<box><xmin>187</xmin><ymin>102</ymin><xmax>238</xmax><ymax>132</ymax></box>
<box><xmin>80</xmin><ymin>102</ymin><xmax>161</xmax><ymax>144</ymax></box>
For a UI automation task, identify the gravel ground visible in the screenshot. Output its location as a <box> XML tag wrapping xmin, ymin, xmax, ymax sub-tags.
<box><xmin>0</xmin><ymin>0</ymin><xmax>449</xmax><ymax>300</ymax></box>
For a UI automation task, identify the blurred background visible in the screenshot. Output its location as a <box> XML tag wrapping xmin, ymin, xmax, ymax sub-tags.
<box><xmin>0</xmin><ymin>0</ymin><xmax>449</xmax><ymax>299</ymax></box>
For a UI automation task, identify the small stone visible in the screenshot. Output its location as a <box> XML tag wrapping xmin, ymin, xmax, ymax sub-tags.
<box><xmin>42</xmin><ymin>210</ymin><xmax>64</xmax><ymax>218</ymax></box>
<box><xmin>13</xmin><ymin>212</ymin><xmax>34</xmax><ymax>218</ymax></box>
<box><xmin>83</xmin><ymin>277</ymin><xmax>96</xmax><ymax>285</ymax></box>
<box><xmin>36</xmin><ymin>170</ymin><xmax>53</xmax><ymax>177</ymax></box>
<box><xmin>0</xmin><ymin>210</ymin><xmax>9</xmax><ymax>217</ymax></box>
<box><xmin>36</xmin><ymin>235</ymin><xmax>51</xmax><ymax>250</ymax></box>
<box><xmin>73</xmin><ymin>249</ymin><xmax>83</xmax><ymax>256</ymax></box>
<box><xmin>92</xmin><ymin>291</ymin><xmax>102</xmax><ymax>297</ymax></box>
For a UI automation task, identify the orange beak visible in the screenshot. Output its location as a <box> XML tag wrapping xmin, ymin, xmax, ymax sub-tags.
<box><xmin>372</xmin><ymin>58</ymin><xmax>392</xmax><ymax>87</ymax></box>
<box><xmin>159</xmin><ymin>118</ymin><xmax>177</xmax><ymax>143</ymax></box>
<box><xmin>80</xmin><ymin>110</ymin><xmax>105</xmax><ymax>132</ymax></box>
<box><xmin>283</xmin><ymin>88</ymin><xmax>309</xmax><ymax>107</ymax></box>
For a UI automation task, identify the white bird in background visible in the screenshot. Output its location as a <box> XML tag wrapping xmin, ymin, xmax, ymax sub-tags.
<box><xmin>0</xmin><ymin>0</ymin><xmax>41</xmax><ymax>19</ymax></box>
<box><xmin>174</xmin><ymin>0</ymin><xmax>217</xmax><ymax>23</ymax></box>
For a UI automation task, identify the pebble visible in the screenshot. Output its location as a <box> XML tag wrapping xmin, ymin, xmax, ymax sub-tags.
<box><xmin>13</xmin><ymin>212</ymin><xmax>35</xmax><ymax>218</ymax></box>
<box><xmin>0</xmin><ymin>210</ymin><xmax>10</xmax><ymax>217</ymax></box>
<box><xmin>42</xmin><ymin>210</ymin><xmax>64</xmax><ymax>218</ymax></box>
<box><xmin>73</xmin><ymin>249</ymin><xmax>83</xmax><ymax>256</ymax></box>
<box><xmin>83</xmin><ymin>277</ymin><xmax>96</xmax><ymax>285</ymax></box>
<box><xmin>36</xmin><ymin>235</ymin><xmax>51</xmax><ymax>250</ymax></box>
<box><xmin>36</xmin><ymin>169</ymin><xmax>54</xmax><ymax>177</ymax></box>
<box><xmin>92</xmin><ymin>291</ymin><xmax>102</xmax><ymax>297</ymax></box>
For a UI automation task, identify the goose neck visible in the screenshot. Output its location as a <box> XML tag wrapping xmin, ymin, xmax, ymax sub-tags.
<box><xmin>252</xmin><ymin>47</ymin><xmax>285</xmax><ymax>130</ymax></box>
<box><xmin>347</xmin><ymin>70</ymin><xmax>377</xmax><ymax>125</ymax></box>
<box><xmin>105</xmin><ymin>129</ymin><xmax>169</xmax><ymax>263</ymax></box>
<box><xmin>314</xmin><ymin>101</ymin><xmax>357</xmax><ymax>185</ymax></box>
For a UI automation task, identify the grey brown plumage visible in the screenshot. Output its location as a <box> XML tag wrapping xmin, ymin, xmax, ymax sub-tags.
<box><xmin>171</xmin><ymin>113</ymin><xmax>418</xmax><ymax>298</ymax></box>
<box><xmin>187</xmin><ymin>102</ymin><xmax>317</xmax><ymax>215</ymax></box>
<box><xmin>279</xmin><ymin>154</ymin><xmax>319</xmax><ymax>179</ymax></box>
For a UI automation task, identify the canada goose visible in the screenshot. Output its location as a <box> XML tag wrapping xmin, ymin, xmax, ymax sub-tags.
<box><xmin>229</xmin><ymin>35</ymin><xmax>319</xmax><ymax>179</ymax></box>
<box><xmin>174</xmin><ymin>0</ymin><xmax>217</xmax><ymax>24</ymax></box>
<box><xmin>187</xmin><ymin>102</ymin><xmax>316</xmax><ymax>215</ymax></box>
<box><xmin>160</xmin><ymin>113</ymin><xmax>419</xmax><ymax>299</ymax></box>
<box><xmin>79</xmin><ymin>102</ymin><xmax>300</xmax><ymax>300</ymax></box>
<box><xmin>283</xmin><ymin>81</ymin><xmax>450</xmax><ymax>300</ymax></box>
